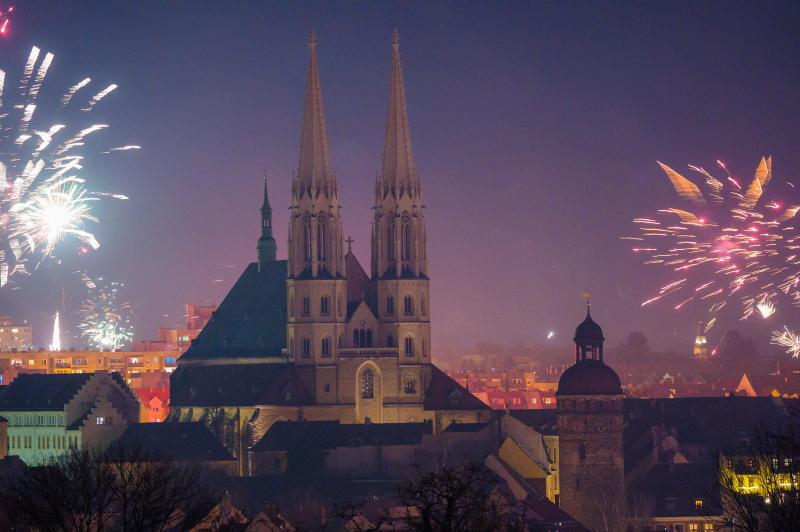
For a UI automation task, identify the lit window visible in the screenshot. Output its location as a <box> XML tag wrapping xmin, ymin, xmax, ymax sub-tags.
<box><xmin>361</xmin><ymin>368</ymin><xmax>375</xmax><ymax>399</ymax></box>
<box><xmin>96</xmin><ymin>416</ymin><xmax>106</xmax><ymax>425</ymax></box>
<box><xmin>695</xmin><ymin>498</ymin><xmax>704</xmax><ymax>510</ymax></box>
<box><xmin>689</xmin><ymin>524</ymin><xmax>699</xmax><ymax>532</ymax></box>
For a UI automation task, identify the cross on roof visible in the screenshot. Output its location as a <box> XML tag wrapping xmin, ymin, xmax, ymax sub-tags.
<box><xmin>345</xmin><ymin>236</ymin><xmax>354</xmax><ymax>253</ymax></box>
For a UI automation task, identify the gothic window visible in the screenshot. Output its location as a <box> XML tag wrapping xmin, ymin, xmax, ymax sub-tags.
<box><xmin>386</xmin><ymin>296</ymin><xmax>395</xmax><ymax>316</ymax></box>
<box><xmin>388</xmin><ymin>215</ymin><xmax>396</xmax><ymax>261</ymax></box>
<box><xmin>302</xmin><ymin>338</ymin><xmax>311</xmax><ymax>358</ymax></box>
<box><xmin>401</xmin><ymin>213</ymin><xmax>411</xmax><ymax>261</ymax></box>
<box><xmin>302</xmin><ymin>297</ymin><xmax>310</xmax><ymax>316</ymax></box>
<box><xmin>361</xmin><ymin>368</ymin><xmax>375</xmax><ymax>399</ymax></box>
<box><xmin>387</xmin><ymin>335</ymin><xmax>395</xmax><ymax>348</ymax></box>
<box><xmin>421</xmin><ymin>338</ymin><xmax>426</xmax><ymax>357</ymax></box>
<box><xmin>303</xmin><ymin>215</ymin><xmax>312</xmax><ymax>262</ymax></box>
<box><xmin>404</xmin><ymin>375</ymin><xmax>417</xmax><ymax>394</ymax></box>
<box><xmin>366</xmin><ymin>329</ymin><xmax>373</xmax><ymax>347</ymax></box>
<box><xmin>404</xmin><ymin>336</ymin><xmax>415</xmax><ymax>356</ymax></box>
<box><xmin>317</xmin><ymin>215</ymin><xmax>327</xmax><ymax>261</ymax></box>
<box><xmin>320</xmin><ymin>296</ymin><xmax>330</xmax><ymax>316</ymax></box>
<box><xmin>404</xmin><ymin>295</ymin><xmax>414</xmax><ymax>316</ymax></box>
<box><xmin>321</xmin><ymin>337</ymin><xmax>331</xmax><ymax>358</ymax></box>
<box><xmin>353</xmin><ymin>330</ymin><xmax>359</xmax><ymax>346</ymax></box>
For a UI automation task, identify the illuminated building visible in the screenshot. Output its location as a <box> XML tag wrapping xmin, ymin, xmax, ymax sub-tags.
<box><xmin>170</xmin><ymin>33</ymin><xmax>490</xmax><ymax>475</ymax></box>
<box><xmin>0</xmin><ymin>372</ymin><xmax>140</xmax><ymax>465</ymax></box>
<box><xmin>0</xmin><ymin>315</ymin><xmax>32</xmax><ymax>351</ymax></box>
<box><xmin>693</xmin><ymin>321</ymin><xmax>709</xmax><ymax>360</ymax></box>
<box><xmin>132</xmin><ymin>303</ymin><xmax>215</xmax><ymax>354</ymax></box>
<box><xmin>0</xmin><ymin>348</ymin><xmax>180</xmax><ymax>385</ymax></box>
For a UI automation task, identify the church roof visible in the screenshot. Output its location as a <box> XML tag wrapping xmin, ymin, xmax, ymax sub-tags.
<box><xmin>170</xmin><ymin>363</ymin><xmax>314</xmax><ymax>407</ymax></box>
<box><xmin>180</xmin><ymin>260</ymin><xmax>287</xmax><ymax>361</ymax></box>
<box><xmin>424</xmin><ymin>365</ymin><xmax>491</xmax><ymax>411</ymax></box>
<box><xmin>251</xmin><ymin>420</ymin><xmax>431</xmax><ymax>452</ymax></box>
<box><xmin>114</xmin><ymin>422</ymin><xmax>236</xmax><ymax>462</ymax></box>
<box><xmin>557</xmin><ymin>359</ymin><xmax>622</xmax><ymax>396</ymax></box>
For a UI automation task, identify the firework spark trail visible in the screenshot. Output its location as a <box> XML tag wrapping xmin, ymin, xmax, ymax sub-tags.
<box><xmin>771</xmin><ymin>326</ymin><xmax>800</xmax><ymax>358</ymax></box>
<box><xmin>0</xmin><ymin>47</ymin><xmax>136</xmax><ymax>287</ymax></box>
<box><xmin>625</xmin><ymin>157</ymin><xmax>800</xmax><ymax>329</ymax></box>
<box><xmin>78</xmin><ymin>272</ymin><xmax>133</xmax><ymax>350</ymax></box>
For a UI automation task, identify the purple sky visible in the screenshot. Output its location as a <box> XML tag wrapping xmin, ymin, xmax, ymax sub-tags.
<box><xmin>3</xmin><ymin>1</ymin><xmax>800</xmax><ymax>354</ymax></box>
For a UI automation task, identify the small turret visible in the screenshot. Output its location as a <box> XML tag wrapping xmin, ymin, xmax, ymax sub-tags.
<box><xmin>257</xmin><ymin>175</ymin><xmax>277</xmax><ymax>270</ymax></box>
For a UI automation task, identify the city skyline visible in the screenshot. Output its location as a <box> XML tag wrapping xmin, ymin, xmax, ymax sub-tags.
<box><xmin>2</xmin><ymin>2</ymin><xmax>800</xmax><ymax>353</ymax></box>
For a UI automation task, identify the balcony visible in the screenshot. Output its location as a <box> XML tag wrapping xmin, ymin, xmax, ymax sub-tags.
<box><xmin>337</xmin><ymin>347</ymin><xmax>399</xmax><ymax>358</ymax></box>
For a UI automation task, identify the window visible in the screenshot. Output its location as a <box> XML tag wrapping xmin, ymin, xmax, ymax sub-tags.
<box><xmin>689</xmin><ymin>524</ymin><xmax>699</xmax><ymax>532</ymax></box>
<box><xmin>421</xmin><ymin>296</ymin><xmax>427</xmax><ymax>316</ymax></box>
<box><xmin>704</xmin><ymin>524</ymin><xmax>714</xmax><ymax>531</ymax></box>
<box><xmin>321</xmin><ymin>337</ymin><xmax>331</xmax><ymax>358</ymax></box>
<box><xmin>361</xmin><ymin>368</ymin><xmax>375</xmax><ymax>399</ymax></box>
<box><xmin>353</xmin><ymin>330</ymin><xmax>359</xmax><ymax>346</ymax></box>
<box><xmin>404</xmin><ymin>336</ymin><xmax>415</xmax><ymax>356</ymax></box>
<box><xmin>387</xmin><ymin>335</ymin><xmax>395</xmax><ymax>348</ymax></box>
<box><xmin>303</xmin><ymin>216</ymin><xmax>312</xmax><ymax>262</ymax></box>
<box><xmin>404</xmin><ymin>375</ymin><xmax>417</xmax><ymax>394</ymax></box>
<box><xmin>387</xmin><ymin>216</ymin><xmax>396</xmax><ymax>261</ymax></box>
<box><xmin>321</xmin><ymin>296</ymin><xmax>330</xmax><ymax>316</ymax></box>
<box><xmin>317</xmin><ymin>217</ymin><xmax>327</xmax><ymax>261</ymax></box>
<box><xmin>401</xmin><ymin>216</ymin><xmax>411</xmax><ymax>261</ymax></box>
<box><xmin>302</xmin><ymin>297</ymin><xmax>310</xmax><ymax>316</ymax></box>
<box><xmin>324</xmin><ymin>383</ymin><xmax>330</xmax><ymax>392</ymax></box>
<box><xmin>694</xmin><ymin>498</ymin><xmax>704</xmax><ymax>510</ymax></box>
<box><xmin>302</xmin><ymin>338</ymin><xmax>311</xmax><ymax>358</ymax></box>
<box><xmin>386</xmin><ymin>296</ymin><xmax>395</xmax><ymax>315</ymax></box>
<box><xmin>404</xmin><ymin>295</ymin><xmax>414</xmax><ymax>316</ymax></box>
<box><xmin>96</xmin><ymin>416</ymin><xmax>106</xmax><ymax>425</ymax></box>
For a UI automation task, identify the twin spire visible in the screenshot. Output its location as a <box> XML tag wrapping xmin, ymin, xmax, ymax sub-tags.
<box><xmin>295</xmin><ymin>30</ymin><xmax>416</xmax><ymax>197</ymax></box>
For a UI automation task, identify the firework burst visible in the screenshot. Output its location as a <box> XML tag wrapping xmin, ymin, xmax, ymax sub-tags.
<box><xmin>771</xmin><ymin>326</ymin><xmax>800</xmax><ymax>358</ymax></box>
<box><xmin>78</xmin><ymin>272</ymin><xmax>133</xmax><ymax>350</ymax></box>
<box><xmin>0</xmin><ymin>46</ymin><xmax>136</xmax><ymax>287</ymax></box>
<box><xmin>625</xmin><ymin>157</ymin><xmax>800</xmax><ymax>329</ymax></box>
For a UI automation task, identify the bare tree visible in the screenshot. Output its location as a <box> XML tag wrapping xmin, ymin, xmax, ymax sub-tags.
<box><xmin>715</xmin><ymin>424</ymin><xmax>800</xmax><ymax>531</ymax></box>
<box><xmin>1</xmin><ymin>449</ymin><xmax>115</xmax><ymax>531</ymax></box>
<box><xmin>0</xmin><ymin>445</ymin><xmax>216</xmax><ymax>532</ymax></box>
<box><xmin>396</xmin><ymin>464</ymin><xmax>518</xmax><ymax>532</ymax></box>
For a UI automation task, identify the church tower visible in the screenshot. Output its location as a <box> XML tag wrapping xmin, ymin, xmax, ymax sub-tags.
<box><xmin>257</xmin><ymin>175</ymin><xmax>277</xmax><ymax>269</ymax></box>
<box><xmin>371</xmin><ymin>31</ymin><xmax>431</xmax><ymax>365</ymax></box>
<box><xmin>556</xmin><ymin>306</ymin><xmax>625</xmax><ymax>530</ymax></box>
<box><xmin>286</xmin><ymin>32</ymin><xmax>347</xmax><ymax>404</ymax></box>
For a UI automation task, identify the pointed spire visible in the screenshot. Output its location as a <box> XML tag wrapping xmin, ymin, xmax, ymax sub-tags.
<box><xmin>261</xmin><ymin>172</ymin><xmax>272</xmax><ymax>214</ymax></box>
<box><xmin>381</xmin><ymin>30</ymin><xmax>417</xmax><ymax>195</ymax></box>
<box><xmin>297</xmin><ymin>30</ymin><xmax>333</xmax><ymax>192</ymax></box>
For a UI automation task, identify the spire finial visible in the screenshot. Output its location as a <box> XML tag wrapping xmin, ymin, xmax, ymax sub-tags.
<box><xmin>580</xmin><ymin>291</ymin><xmax>592</xmax><ymax>317</ymax></box>
<box><xmin>345</xmin><ymin>236</ymin><xmax>354</xmax><ymax>253</ymax></box>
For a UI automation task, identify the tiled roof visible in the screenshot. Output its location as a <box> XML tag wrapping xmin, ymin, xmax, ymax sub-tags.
<box><xmin>424</xmin><ymin>365</ymin><xmax>490</xmax><ymax>411</ymax></box>
<box><xmin>180</xmin><ymin>261</ymin><xmax>287</xmax><ymax>360</ymax></box>
<box><xmin>114</xmin><ymin>422</ymin><xmax>235</xmax><ymax>462</ymax></box>
<box><xmin>251</xmin><ymin>420</ymin><xmax>432</xmax><ymax>452</ymax></box>
<box><xmin>443</xmin><ymin>421</ymin><xmax>492</xmax><ymax>433</ymax></box>
<box><xmin>632</xmin><ymin>462</ymin><xmax>718</xmax><ymax>517</ymax></box>
<box><xmin>0</xmin><ymin>373</ymin><xmax>92</xmax><ymax>411</ymax></box>
<box><xmin>170</xmin><ymin>363</ymin><xmax>314</xmax><ymax>407</ymax></box>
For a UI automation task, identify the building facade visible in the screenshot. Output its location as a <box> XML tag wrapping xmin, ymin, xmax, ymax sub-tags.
<box><xmin>0</xmin><ymin>316</ymin><xmax>32</xmax><ymax>351</ymax></box>
<box><xmin>0</xmin><ymin>372</ymin><xmax>140</xmax><ymax>465</ymax></box>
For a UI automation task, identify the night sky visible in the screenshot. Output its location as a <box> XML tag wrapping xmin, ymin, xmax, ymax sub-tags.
<box><xmin>3</xmin><ymin>1</ymin><xmax>800</xmax><ymax>354</ymax></box>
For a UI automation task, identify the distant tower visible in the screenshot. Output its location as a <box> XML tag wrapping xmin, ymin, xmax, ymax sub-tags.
<box><xmin>371</xmin><ymin>30</ymin><xmax>431</xmax><ymax>363</ymax></box>
<box><xmin>693</xmin><ymin>321</ymin><xmax>709</xmax><ymax>360</ymax></box>
<box><xmin>257</xmin><ymin>175</ymin><xmax>277</xmax><ymax>270</ymax></box>
<box><xmin>286</xmin><ymin>32</ymin><xmax>347</xmax><ymax>402</ymax></box>
<box><xmin>556</xmin><ymin>305</ymin><xmax>625</xmax><ymax>530</ymax></box>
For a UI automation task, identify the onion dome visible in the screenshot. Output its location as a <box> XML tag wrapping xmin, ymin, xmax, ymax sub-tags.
<box><xmin>557</xmin><ymin>359</ymin><xmax>623</xmax><ymax>396</ymax></box>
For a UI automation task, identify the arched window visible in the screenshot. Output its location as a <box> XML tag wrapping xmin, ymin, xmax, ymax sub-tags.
<box><xmin>320</xmin><ymin>296</ymin><xmax>330</xmax><ymax>316</ymax></box>
<box><xmin>404</xmin><ymin>295</ymin><xmax>414</xmax><ymax>316</ymax></box>
<box><xmin>401</xmin><ymin>214</ymin><xmax>411</xmax><ymax>261</ymax></box>
<box><xmin>303</xmin><ymin>216</ymin><xmax>312</xmax><ymax>262</ymax></box>
<box><xmin>302</xmin><ymin>338</ymin><xmax>311</xmax><ymax>358</ymax></box>
<box><xmin>387</xmin><ymin>215</ymin><xmax>396</xmax><ymax>261</ymax></box>
<box><xmin>317</xmin><ymin>215</ymin><xmax>327</xmax><ymax>261</ymax></box>
<box><xmin>321</xmin><ymin>337</ymin><xmax>331</xmax><ymax>358</ymax></box>
<box><xmin>361</xmin><ymin>368</ymin><xmax>374</xmax><ymax>399</ymax></box>
<box><xmin>359</xmin><ymin>329</ymin><xmax>366</xmax><ymax>347</ymax></box>
<box><xmin>302</xmin><ymin>297</ymin><xmax>310</xmax><ymax>316</ymax></box>
<box><xmin>404</xmin><ymin>336</ymin><xmax>415</xmax><ymax>356</ymax></box>
<box><xmin>403</xmin><ymin>375</ymin><xmax>417</xmax><ymax>394</ymax></box>
<box><xmin>421</xmin><ymin>338</ymin><xmax>426</xmax><ymax>357</ymax></box>
<box><xmin>386</xmin><ymin>296</ymin><xmax>395</xmax><ymax>316</ymax></box>
<box><xmin>366</xmin><ymin>329</ymin><xmax>373</xmax><ymax>347</ymax></box>
<box><xmin>353</xmin><ymin>330</ymin><xmax>359</xmax><ymax>346</ymax></box>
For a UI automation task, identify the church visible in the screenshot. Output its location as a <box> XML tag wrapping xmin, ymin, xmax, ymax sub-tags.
<box><xmin>169</xmin><ymin>32</ymin><xmax>489</xmax><ymax>472</ymax></box>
